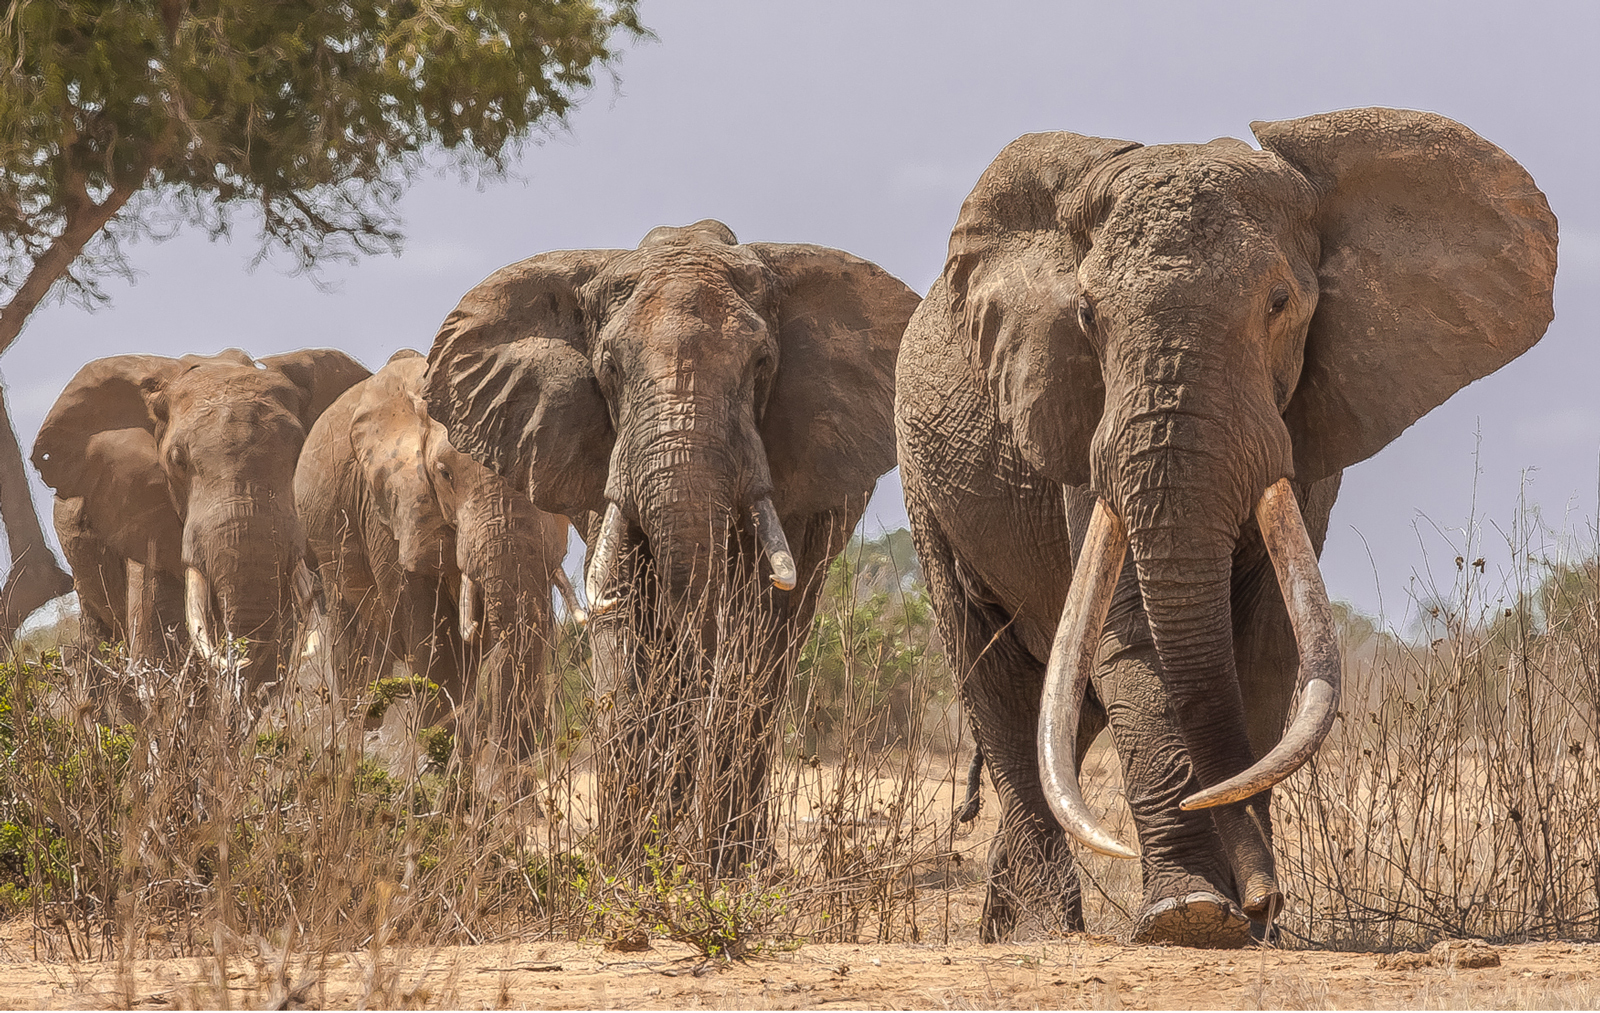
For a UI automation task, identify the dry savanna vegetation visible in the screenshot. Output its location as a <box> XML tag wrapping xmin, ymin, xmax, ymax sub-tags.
<box><xmin>1</xmin><ymin>508</ymin><xmax>1598</xmax><ymax>1009</ymax></box>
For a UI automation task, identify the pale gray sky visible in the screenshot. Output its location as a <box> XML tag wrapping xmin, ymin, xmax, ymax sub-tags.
<box><xmin>3</xmin><ymin>1</ymin><xmax>1595</xmax><ymax>627</ymax></box>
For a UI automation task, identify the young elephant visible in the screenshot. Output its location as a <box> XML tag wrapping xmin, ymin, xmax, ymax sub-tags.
<box><xmin>32</xmin><ymin>348</ymin><xmax>371</xmax><ymax>700</ymax></box>
<box><xmin>424</xmin><ymin>220</ymin><xmax>920</xmax><ymax>870</ymax></box>
<box><xmin>896</xmin><ymin>109</ymin><xmax>1557</xmax><ymax>946</ymax></box>
<box><xmin>294</xmin><ymin>351</ymin><xmax>576</xmax><ymax>750</ymax></box>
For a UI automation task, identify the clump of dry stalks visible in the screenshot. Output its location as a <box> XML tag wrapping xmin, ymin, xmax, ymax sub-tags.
<box><xmin>0</xmin><ymin>507</ymin><xmax>1597</xmax><ymax>999</ymax></box>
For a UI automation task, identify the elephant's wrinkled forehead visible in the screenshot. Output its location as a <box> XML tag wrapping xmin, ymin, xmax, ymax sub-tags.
<box><xmin>1076</xmin><ymin>143</ymin><xmax>1316</xmax><ymax>280</ymax></box>
<box><xmin>165</xmin><ymin>366</ymin><xmax>303</xmax><ymax>436</ymax></box>
<box><xmin>593</xmin><ymin>243</ymin><xmax>776</xmax><ymax>323</ymax></box>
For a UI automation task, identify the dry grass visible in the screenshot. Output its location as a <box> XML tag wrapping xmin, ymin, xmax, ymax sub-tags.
<box><xmin>0</xmin><ymin>508</ymin><xmax>1598</xmax><ymax>1006</ymax></box>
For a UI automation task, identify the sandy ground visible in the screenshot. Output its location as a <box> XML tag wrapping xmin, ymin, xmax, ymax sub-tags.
<box><xmin>1</xmin><ymin>931</ymin><xmax>1596</xmax><ymax>1010</ymax></box>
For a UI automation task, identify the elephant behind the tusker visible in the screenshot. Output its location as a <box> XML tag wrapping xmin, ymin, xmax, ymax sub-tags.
<box><xmin>32</xmin><ymin>348</ymin><xmax>371</xmax><ymax>705</ymax></box>
<box><xmin>294</xmin><ymin>350</ymin><xmax>578</xmax><ymax>754</ymax></box>
<box><xmin>895</xmin><ymin>108</ymin><xmax>1557</xmax><ymax>947</ymax></box>
<box><xmin>424</xmin><ymin>220</ymin><xmax>921</xmax><ymax>871</ymax></box>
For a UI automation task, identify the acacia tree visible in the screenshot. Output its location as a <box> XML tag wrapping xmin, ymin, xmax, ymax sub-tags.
<box><xmin>0</xmin><ymin>0</ymin><xmax>644</xmax><ymax>641</ymax></box>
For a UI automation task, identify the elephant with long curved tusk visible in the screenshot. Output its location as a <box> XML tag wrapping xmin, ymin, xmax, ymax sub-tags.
<box><xmin>896</xmin><ymin>108</ymin><xmax>1557</xmax><ymax>947</ymax></box>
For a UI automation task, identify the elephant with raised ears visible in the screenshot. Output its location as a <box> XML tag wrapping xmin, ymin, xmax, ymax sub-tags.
<box><xmin>294</xmin><ymin>350</ymin><xmax>577</xmax><ymax>751</ymax></box>
<box><xmin>32</xmin><ymin>347</ymin><xmax>371</xmax><ymax>703</ymax></box>
<box><xmin>896</xmin><ymin>108</ymin><xmax>1557</xmax><ymax>946</ymax></box>
<box><xmin>424</xmin><ymin>220</ymin><xmax>920</xmax><ymax>868</ymax></box>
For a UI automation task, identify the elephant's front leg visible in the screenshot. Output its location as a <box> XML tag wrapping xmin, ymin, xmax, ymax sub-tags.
<box><xmin>906</xmin><ymin>492</ymin><xmax>1101</xmax><ymax>940</ymax></box>
<box><xmin>1093</xmin><ymin>566</ymin><xmax>1257</xmax><ymax>948</ymax></box>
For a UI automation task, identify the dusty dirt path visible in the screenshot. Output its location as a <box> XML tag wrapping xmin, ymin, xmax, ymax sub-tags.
<box><xmin>2</xmin><ymin>934</ymin><xmax>1595</xmax><ymax>1009</ymax></box>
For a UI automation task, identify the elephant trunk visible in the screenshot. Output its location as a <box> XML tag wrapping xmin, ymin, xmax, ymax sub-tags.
<box><xmin>1040</xmin><ymin>362</ymin><xmax>1339</xmax><ymax>917</ymax></box>
<box><xmin>182</xmin><ymin>486</ymin><xmax>303</xmax><ymax>674</ymax></box>
<box><xmin>590</xmin><ymin>412</ymin><xmax>796</xmax><ymax>617</ymax></box>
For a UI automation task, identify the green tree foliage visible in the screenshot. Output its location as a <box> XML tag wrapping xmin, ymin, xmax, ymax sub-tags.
<box><xmin>0</xmin><ymin>0</ymin><xmax>644</xmax><ymax>640</ymax></box>
<box><xmin>790</xmin><ymin>529</ymin><xmax>948</xmax><ymax>756</ymax></box>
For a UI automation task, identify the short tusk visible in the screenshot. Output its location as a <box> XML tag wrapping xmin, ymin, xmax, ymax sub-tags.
<box><xmin>553</xmin><ymin>567</ymin><xmax>587</xmax><ymax>625</ymax></box>
<box><xmin>1181</xmin><ymin>478</ymin><xmax>1342</xmax><ymax>810</ymax></box>
<box><xmin>459</xmin><ymin>574</ymin><xmax>479</xmax><ymax>643</ymax></box>
<box><xmin>751</xmin><ymin>496</ymin><xmax>797</xmax><ymax>591</ymax></box>
<box><xmin>185</xmin><ymin>566</ymin><xmax>227</xmax><ymax>668</ymax></box>
<box><xmin>1038</xmin><ymin>498</ymin><xmax>1138</xmax><ymax>859</ymax></box>
<box><xmin>293</xmin><ymin>558</ymin><xmax>317</xmax><ymax>611</ymax></box>
<box><xmin>584</xmin><ymin>502</ymin><xmax>627</xmax><ymax>616</ymax></box>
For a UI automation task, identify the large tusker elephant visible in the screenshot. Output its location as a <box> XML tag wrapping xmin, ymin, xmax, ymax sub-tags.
<box><xmin>294</xmin><ymin>350</ymin><xmax>577</xmax><ymax>751</ymax></box>
<box><xmin>425</xmin><ymin>220</ymin><xmax>920</xmax><ymax>869</ymax></box>
<box><xmin>32</xmin><ymin>348</ymin><xmax>370</xmax><ymax>700</ymax></box>
<box><xmin>895</xmin><ymin>108</ymin><xmax>1557</xmax><ymax>947</ymax></box>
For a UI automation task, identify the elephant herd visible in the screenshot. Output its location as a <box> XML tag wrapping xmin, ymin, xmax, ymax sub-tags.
<box><xmin>26</xmin><ymin>108</ymin><xmax>1557</xmax><ymax>949</ymax></box>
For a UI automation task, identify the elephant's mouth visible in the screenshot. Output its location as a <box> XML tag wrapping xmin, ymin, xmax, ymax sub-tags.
<box><xmin>582</xmin><ymin>494</ymin><xmax>797</xmax><ymax>616</ymax></box>
<box><xmin>185</xmin><ymin>561</ymin><xmax>315</xmax><ymax>670</ymax></box>
<box><xmin>185</xmin><ymin>566</ymin><xmax>250</xmax><ymax>669</ymax></box>
<box><xmin>1039</xmin><ymin>478</ymin><xmax>1341</xmax><ymax>857</ymax></box>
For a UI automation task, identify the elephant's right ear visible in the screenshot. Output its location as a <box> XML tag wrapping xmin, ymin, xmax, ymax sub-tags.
<box><xmin>945</xmin><ymin>132</ymin><xmax>1140</xmax><ymax>485</ymax></box>
<box><xmin>32</xmin><ymin>354</ymin><xmax>181</xmax><ymax>498</ymax></box>
<box><xmin>424</xmin><ymin>249</ymin><xmax>620</xmax><ymax>518</ymax></box>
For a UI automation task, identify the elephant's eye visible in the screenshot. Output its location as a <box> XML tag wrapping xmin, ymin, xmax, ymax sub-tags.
<box><xmin>1077</xmin><ymin>297</ymin><xmax>1097</xmax><ymax>335</ymax></box>
<box><xmin>435</xmin><ymin>462</ymin><xmax>453</xmax><ymax>484</ymax></box>
<box><xmin>1269</xmin><ymin>287</ymin><xmax>1291</xmax><ymax>317</ymax></box>
<box><xmin>167</xmin><ymin>444</ymin><xmax>188</xmax><ymax>471</ymax></box>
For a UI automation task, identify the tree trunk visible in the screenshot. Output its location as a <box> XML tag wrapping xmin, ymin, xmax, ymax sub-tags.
<box><xmin>0</xmin><ymin>176</ymin><xmax>145</xmax><ymax>646</ymax></box>
<box><xmin>0</xmin><ymin>379</ymin><xmax>72</xmax><ymax>644</ymax></box>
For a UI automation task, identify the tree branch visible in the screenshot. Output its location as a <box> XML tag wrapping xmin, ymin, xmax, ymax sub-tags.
<box><xmin>0</xmin><ymin>175</ymin><xmax>146</xmax><ymax>360</ymax></box>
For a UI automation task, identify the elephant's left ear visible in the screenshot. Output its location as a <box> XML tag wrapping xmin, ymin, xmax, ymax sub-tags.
<box><xmin>1254</xmin><ymin>108</ymin><xmax>1558</xmax><ymax>481</ymax></box>
<box><xmin>259</xmin><ymin>348</ymin><xmax>374</xmax><ymax>429</ymax></box>
<box><xmin>748</xmin><ymin>244</ymin><xmax>922</xmax><ymax>517</ymax></box>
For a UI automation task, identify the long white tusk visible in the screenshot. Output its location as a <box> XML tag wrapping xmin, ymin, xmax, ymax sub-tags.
<box><xmin>1181</xmin><ymin>478</ymin><xmax>1341</xmax><ymax>809</ymax></box>
<box><xmin>553</xmin><ymin>567</ymin><xmax>587</xmax><ymax>625</ymax></box>
<box><xmin>751</xmin><ymin>496</ymin><xmax>797</xmax><ymax>591</ymax></box>
<box><xmin>1038</xmin><ymin>498</ymin><xmax>1138</xmax><ymax>859</ymax></box>
<box><xmin>459</xmin><ymin>574</ymin><xmax>480</xmax><ymax>643</ymax></box>
<box><xmin>584</xmin><ymin>502</ymin><xmax>627</xmax><ymax>616</ymax></box>
<box><xmin>185</xmin><ymin>566</ymin><xmax>227</xmax><ymax>668</ymax></box>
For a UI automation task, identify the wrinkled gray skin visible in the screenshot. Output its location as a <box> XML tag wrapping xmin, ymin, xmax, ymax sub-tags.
<box><xmin>896</xmin><ymin>109</ymin><xmax>1557</xmax><ymax>947</ymax></box>
<box><xmin>425</xmin><ymin>221</ymin><xmax>919</xmax><ymax>869</ymax></box>
<box><xmin>295</xmin><ymin>351</ymin><xmax>574</xmax><ymax>750</ymax></box>
<box><xmin>33</xmin><ymin>348</ymin><xmax>370</xmax><ymax>703</ymax></box>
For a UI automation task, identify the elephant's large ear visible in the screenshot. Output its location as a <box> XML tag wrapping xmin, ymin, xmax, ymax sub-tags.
<box><xmin>944</xmin><ymin>132</ymin><xmax>1141</xmax><ymax>485</ymax></box>
<box><xmin>1254</xmin><ymin>108</ymin><xmax>1558</xmax><ymax>481</ymax></box>
<box><xmin>259</xmin><ymin>348</ymin><xmax>374</xmax><ymax>429</ymax></box>
<box><xmin>424</xmin><ymin>250</ymin><xmax>620</xmax><ymax>518</ymax></box>
<box><xmin>32</xmin><ymin>354</ymin><xmax>181</xmax><ymax>498</ymax></box>
<box><xmin>746</xmin><ymin>244</ymin><xmax>921</xmax><ymax>517</ymax></box>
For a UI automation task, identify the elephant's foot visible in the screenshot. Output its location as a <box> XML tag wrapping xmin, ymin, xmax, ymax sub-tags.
<box><xmin>1132</xmin><ymin>891</ymin><xmax>1251</xmax><ymax>949</ymax></box>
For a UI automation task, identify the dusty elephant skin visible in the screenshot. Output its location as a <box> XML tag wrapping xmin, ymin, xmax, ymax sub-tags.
<box><xmin>895</xmin><ymin>108</ymin><xmax>1558</xmax><ymax>947</ymax></box>
<box><xmin>31</xmin><ymin>348</ymin><xmax>371</xmax><ymax>707</ymax></box>
<box><xmin>424</xmin><ymin>220</ymin><xmax>920</xmax><ymax>870</ymax></box>
<box><xmin>294</xmin><ymin>350</ymin><xmax>575</xmax><ymax>753</ymax></box>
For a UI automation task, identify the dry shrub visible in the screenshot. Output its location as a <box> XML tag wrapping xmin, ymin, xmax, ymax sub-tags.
<box><xmin>2</xmin><ymin>503</ymin><xmax>1598</xmax><ymax>1001</ymax></box>
<box><xmin>1276</xmin><ymin>501</ymin><xmax>1600</xmax><ymax>949</ymax></box>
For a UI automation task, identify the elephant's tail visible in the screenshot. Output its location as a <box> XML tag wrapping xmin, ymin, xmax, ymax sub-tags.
<box><xmin>956</xmin><ymin>746</ymin><xmax>983</xmax><ymax>823</ymax></box>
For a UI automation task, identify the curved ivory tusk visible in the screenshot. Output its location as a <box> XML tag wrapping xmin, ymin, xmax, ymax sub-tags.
<box><xmin>584</xmin><ymin>502</ymin><xmax>627</xmax><ymax>616</ymax></box>
<box><xmin>185</xmin><ymin>566</ymin><xmax>227</xmax><ymax>668</ymax></box>
<box><xmin>1038</xmin><ymin>498</ymin><xmax>1139</xmax><ymax>859</ymax></box>
<box><xmin>459</xmin><ymin>574</ymin><xmax>480</xmax><ymax>643</ymax></box>
<box><xmin>552</xmin><ymin>567</ymin><xmax>587</xmax><ymax>625</ymax></box>
<box><xmin>1181</xmin><ymin>478</ymin><xmax>1342</xmax><ymax>810</ymax></box>
<box><xmin>751</xmin><ymin>496</ymin><xmax>797</xmax><ymax>591</ymax></box>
